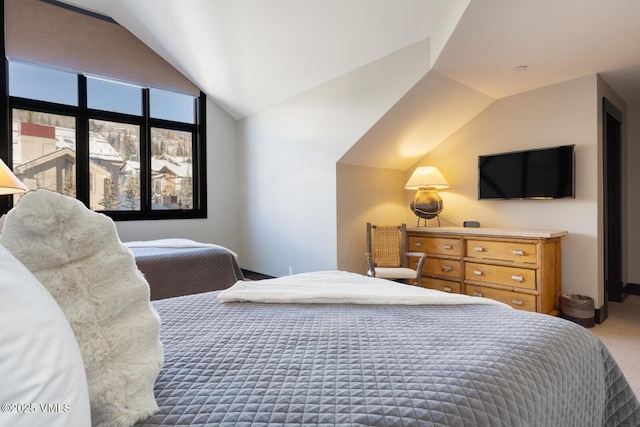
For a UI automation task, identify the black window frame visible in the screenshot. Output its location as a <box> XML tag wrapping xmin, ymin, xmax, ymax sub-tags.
<box><xmin>1</xmin><ymin>59</ymin><xmax>207</xmax><ymax>220</ymax></box>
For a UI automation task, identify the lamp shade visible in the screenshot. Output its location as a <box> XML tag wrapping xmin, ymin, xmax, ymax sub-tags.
<box><xmin>405</xmin><ymin>166</ymin><xmax>449</xmax><ymax>190</ymax></box>
<box><xmin>0</xmin><ymin>158</ymin><xmax>28</xmax><ymax>195</ymax></box>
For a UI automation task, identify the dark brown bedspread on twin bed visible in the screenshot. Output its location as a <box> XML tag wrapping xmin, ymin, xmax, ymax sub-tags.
<box><xmin>136</xmin><ymin>291</ymin><xmax>640</xmax><ymax>427</ymax></box>
<box><xmin>130</xmin><ymin>246</ymin><xmax>244</xmax><ymax>300</ymax></box>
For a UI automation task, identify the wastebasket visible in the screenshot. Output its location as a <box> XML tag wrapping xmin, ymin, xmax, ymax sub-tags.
<box><xmin>560</xmin><ymin>293</ymin><xmax>595</xmax><ymax>328</ymax></box>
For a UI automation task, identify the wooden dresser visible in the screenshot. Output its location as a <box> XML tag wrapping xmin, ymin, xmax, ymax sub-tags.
<box><xmin>406</xmin><ymin>227</ymin><xmax>567</xmax><ymax>315</ymax></box>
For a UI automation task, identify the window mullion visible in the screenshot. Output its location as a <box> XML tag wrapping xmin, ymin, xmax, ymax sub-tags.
<box><xmin>1</xmin><ymin>0</ymin><xmax>12</xmax><ymax>214</ymax></box>
<box><xmin>140</xmin><ymin>88</ymin><xmax>151</xmax><ymax>212</ymax></box>
<box><xmin>195</xmin><ymin>92</ymin><xmax>206</xmax><ymax>212</ymax></box>
<box><xmin>76</xmin><ymin>74</ymin><xmax>90</xmax><ymax>207</ymax></box>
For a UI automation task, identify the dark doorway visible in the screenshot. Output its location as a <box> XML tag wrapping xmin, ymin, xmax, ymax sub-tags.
<box><xmin>603</xmin><ymin>97</ymin><xmax>623</xmax><ymax>317</ymax></box>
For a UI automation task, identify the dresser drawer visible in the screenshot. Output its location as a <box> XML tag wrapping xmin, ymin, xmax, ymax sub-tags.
<box><xmin>419</xmin><ymin>277</ymin><xmax>460</xmax><ymax>294</ymax></box>
<box><xmin>408</xmin><ymin>236</ymin><xmax>461</xmax><ymax>257</ymax></box>
<box><xmin>466</xmin><ymin>284</ymin><xmax>536</xmax><ymax>312</ymax></box>
<box><xmin>466</xmin><ymin>239</ymin><xmax>537</xmax><ymax>263</ymax></box>
<box><xmin>465</xmin><ymin>262</ymin><xmax>536</xmax><ymax>290</ymax></box>
<box><xmin>423</xmin><ymin>258</ymin><xmax>461</xmax><ymax>279</ymax></box>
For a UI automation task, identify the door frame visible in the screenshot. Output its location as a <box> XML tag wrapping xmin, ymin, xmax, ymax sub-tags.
<box><xmin>602</xmin><ymin>97</ymin><xmax>624</xmax><ymax>319</ymax></box>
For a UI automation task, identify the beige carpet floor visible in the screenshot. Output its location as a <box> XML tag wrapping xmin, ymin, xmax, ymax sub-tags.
<box><xmin>590</xmin><ymin>294</ymin><xmax>640</xmax><ymax>399</ymax></box>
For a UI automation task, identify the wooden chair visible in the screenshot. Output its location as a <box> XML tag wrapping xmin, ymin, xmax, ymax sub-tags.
<box><xmin>365</xmin><ymin>223</ymin><xmax>426</xmax><ymax>285</ymax></box>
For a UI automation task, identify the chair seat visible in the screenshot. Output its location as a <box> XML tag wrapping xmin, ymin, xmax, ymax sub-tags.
<box><xmin>366</xmin><ymin>223</ymin><xmax>424</xmax><ymax>285</ymax></box>
<box><xmin>372</xmin><ymin>267</ymin><xmax>417</xmax><ymax>280</ymax></box>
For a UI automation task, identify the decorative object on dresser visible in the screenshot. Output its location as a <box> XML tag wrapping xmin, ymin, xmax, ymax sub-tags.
<box><xmin>406</xmin><ymin>226</ymin><xmax>567</xmax><ymax>315</ymax></box>
<box><xmin>365</xmin><ymin>222</ymin><xmax>426</xmax><ymax>285</ymax></box>
<box><xmin>405</xmin><ymin>166</ymin><xmax>449</xmax><ymax>226</ymax></box>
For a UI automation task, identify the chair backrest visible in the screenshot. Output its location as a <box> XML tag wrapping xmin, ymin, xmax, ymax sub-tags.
<box><xmin>366</xmin><ymin>223</ymin><xmax>408</xmax><ymax>268</ymax></box>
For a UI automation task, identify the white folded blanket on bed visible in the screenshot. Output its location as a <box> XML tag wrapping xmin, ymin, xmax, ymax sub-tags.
<box><xmin>124</xmin><ymin>238</ymin><xmax>237</xmax><ymax>258</ymax></box>
<box><xmin>218</xmin><ymin>271</ymin><xmax>510</xmax><ymax>307</ymax></box>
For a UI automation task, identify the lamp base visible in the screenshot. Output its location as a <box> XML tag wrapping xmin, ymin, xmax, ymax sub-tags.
<box><xmin>410</xmin><ymin>188</ymin><xmax>443</xmax><ymax>226</ymax></box>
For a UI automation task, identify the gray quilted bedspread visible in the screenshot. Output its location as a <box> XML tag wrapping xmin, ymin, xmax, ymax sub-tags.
<box><xmin>131</xmin><ymin>247</ymin><xmax>244</xmax><ymax>300</ymax></box>
<box><xmin>136</xmin><ymin>292</ymin><xmax>640</xmax><ymax>426</ymax></box>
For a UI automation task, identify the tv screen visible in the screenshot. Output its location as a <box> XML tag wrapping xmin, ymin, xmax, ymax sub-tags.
<box><xmin>478</xmin><ymin>145</ymin><xmax>575</xmax><ymax>200</ymax></box>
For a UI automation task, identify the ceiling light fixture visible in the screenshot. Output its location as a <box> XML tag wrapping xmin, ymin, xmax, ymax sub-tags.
<box><xmin>514</xmin><ymin>65</ymin><xmax>528</xmax><ymax>71</ymax></box>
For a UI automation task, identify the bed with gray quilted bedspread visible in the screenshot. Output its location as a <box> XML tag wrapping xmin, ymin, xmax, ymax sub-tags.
<box><xmin>136</xmin><ymin>291</ymin><xmax>640</xmax><ymax>426</ymax></box>
<box><xmin>130</xmin><ymin>246</ymin><xmax>244</xmax><ymax>300</ymax></box>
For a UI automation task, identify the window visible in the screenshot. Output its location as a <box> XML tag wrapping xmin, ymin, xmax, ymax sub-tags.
<box><xmin>12</xmin><ymin>110</ymin><xmax>76</xmax><ymax>202</ymax></box>
<box><xmin>87</xmin><ymin>76</ymin><xmax>142</xmax><ymax>116</ymax></box>
<box><xmin>88</xmin><ymin>119</ymin><xmax>141</xmax><ymax>211</ymax></box>
<box><xmin>9</xmin><ymin>61</ymin><xmax>77</xmax><ymax>106</ymax></box>
<box><xmin>150</xmin><ymin>88</ymin><xmax>195</xmax><ymax>123</ymax></box>
<box><xmin>150</xmin><ymin>128</ymin><xmax>193</xmax><ymax>210</ymax></box>
<box><xmin>5</xmin><ymin>60</ymin><xmax>206</xmax><ymax>220</ymax></box>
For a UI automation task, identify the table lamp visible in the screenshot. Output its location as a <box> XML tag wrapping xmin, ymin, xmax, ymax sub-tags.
<box><xmin>405</xmin><ymin>166</ymin><xmax>449</xmax><ymax>226</ymax></box>
<box><xmin>0</xmin><ymin>158</ymin><xmax>28</xmax><ymax>195</ymax></box>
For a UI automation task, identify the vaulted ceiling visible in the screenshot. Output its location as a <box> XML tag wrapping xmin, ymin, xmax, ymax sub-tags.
<box><xmin>57</xmin><ymin>0</ymin><xmax>441</xmax><ymax>119</ymax></box>
<box><xmin>57</xmin><ymin>0</ymin><xmax>640</xmax><ymax>169</ymax></box>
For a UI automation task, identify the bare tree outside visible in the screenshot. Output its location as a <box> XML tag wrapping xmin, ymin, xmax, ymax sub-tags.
<box><xmin>178</xmin><ymin>169</ymin><xmax>193</xmax><ymax>209</ymax></box>
<box><xmin>122</xmin><ymin>174</ymin><xmax>140</xmax><ymax>210</ymax></box>
<box><xmin>62</xmin><ymin>169</ymin><xmax>75</xmax><ymax>197</ymax></box>
<box><xmin>99</xmin><ymin>177</ymin><xmax>120</xmax><ymax>210</ymax></box>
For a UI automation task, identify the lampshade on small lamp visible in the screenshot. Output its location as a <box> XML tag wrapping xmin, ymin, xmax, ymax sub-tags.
<box><xmin>0</xmin><ymin>158</ymin><xmax>28</xmax><ymax>195</ymax></box>
<box><xmin>405</xmin><ymin>166</ymin><xmax>449</xmax><ymax>226</ymax></box>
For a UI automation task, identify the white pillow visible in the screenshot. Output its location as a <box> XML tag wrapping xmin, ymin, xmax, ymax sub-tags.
<box><xmin>0</xmin><ymin>244</ymin><xmax>91</xmax><ymax>427</ymax></box>
<box><xmin>0</xmin><ymin>190</ymin><xmax>163</xmax><ymax>427</ymax></box>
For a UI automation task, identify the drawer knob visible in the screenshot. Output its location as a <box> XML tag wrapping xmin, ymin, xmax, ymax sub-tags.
<box><xmin>511</xmin><ymin>275</ymin><xmax>524</xmax><ymax>282</ymax></box>
<box><xmin>474</xmin><ymin>246</ymin><xmax>484</xmax><ymax>252</ymax></box>
<box><xmin>513</xmin><ymin>249</ymin><xmax>525</xmax><ymax>256</ymax></box>
<box><xmin>473</xmin><ymin>291</ymin><xmax>483</xmax><ymax>297</ymax></box>
<box><xmin>443</xmin><ymin>286</ymin><xmax>452</xmax><ymax>293</ymax></box>
<box><xmin>442</xmin><ymin>265</ymin><xmax>453</xmax><ymax>272</ymax></box>
<box><xmin>473</xmin><ymin>270</ymin><xmax>483</xmax><ymax>276</ymax></box>
<box><xmin>443</xmin><ymin>244</ymin><xmax>453</xmax><ymax>250</ymax></box>
<box><xmin>414</xmin><ymin>242</ymin><xmax>422</xmax><ymax>247</ymax></box>
<box><xmin>512</xmin><ymin>299</ymin><xmax>524</xmax><ymax>306</ymax></box>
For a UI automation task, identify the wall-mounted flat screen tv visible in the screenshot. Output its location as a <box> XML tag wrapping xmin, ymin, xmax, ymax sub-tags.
<box><xmin>478</xmin><ymin>145</ymin><xmax>575</xmax><ymax>200</ymax></box>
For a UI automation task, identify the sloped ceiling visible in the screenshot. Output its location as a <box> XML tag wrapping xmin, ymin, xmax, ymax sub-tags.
<box><xmin>56</xmin><ymin>0</ymin><xmax>640</xmax><ymax>170</ymax></box>
<box><xmin>344</xmin><ymin>0</ymin><xmax>640</xmax><ymax>170</ymax></box>
<box><xmin>56</xmin><ymin>0</ymin><xmax>441</xmax><ymax>119</ymax></box>
<box><xmin>339</xmin><ymin>71</ymin><xmax>494</xmax><ymax>170</ymax></box>
<box><xmin>433</xmin><ymin>0</ymin><xmax>640</xmax><ymax>102</ymax></box>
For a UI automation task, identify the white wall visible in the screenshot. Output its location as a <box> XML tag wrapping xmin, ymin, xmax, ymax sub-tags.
<box><xmin>407</xmin><ymin>75</ymin><xmax>605</xmax><ymax>305</ymax></box>
<box><xmin>115</xmin><ymin>98</ymin><xmax>241</xmax><ymax>253</ymax></box>
<box><xmin>237</xmin><ymin>41</ymin><xmax>430</xmax><ymax>277</ymax></box>
<box><xmin>336</xmin><ymin>164</ymin><xmax>407</xmax><ymax>275</ymax></box>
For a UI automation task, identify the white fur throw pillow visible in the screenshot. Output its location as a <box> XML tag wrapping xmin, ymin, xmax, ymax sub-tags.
<box><xmin>0</xmin><ymin>190</ymin><xmax>164</xmax><ymax>427</ymax></box>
